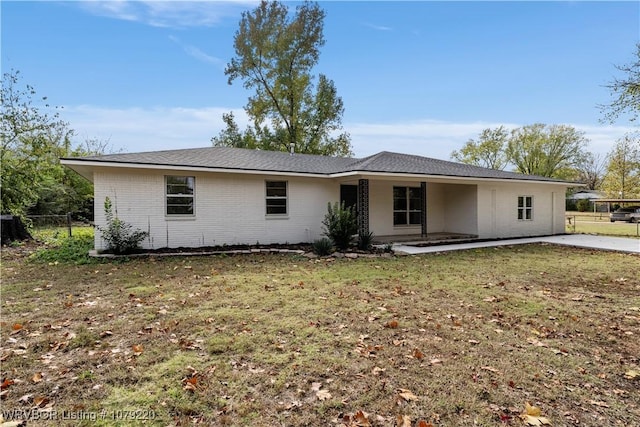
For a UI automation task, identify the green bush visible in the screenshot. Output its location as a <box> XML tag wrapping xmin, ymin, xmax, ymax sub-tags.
<box><xmin>30</xmin><ymin>233</ymin><xmax>95</xmax><ymax>265</ymax></box>
<box><xmin>576</xmin><ymin>199</ymin><xmax>591</xmax><ymax>212</ymax></box>
<box><xmin>97</xmin><ymin>197</ymin><xmax>148</xmax><ymax>254</ymax></box>
<box><xmin>357</xmin><ymin>230</ymin><xmax>374</xmax><ymax>251</ymax></box>
<box><xmin>312</xmin><ymin>237</ymin><xmax>333</xmax><ymax>256</ymax></box>
<box><xmin>322</xmin><ymin>202</ymin><xmax>357</xmax><ymax>251</ymax></box>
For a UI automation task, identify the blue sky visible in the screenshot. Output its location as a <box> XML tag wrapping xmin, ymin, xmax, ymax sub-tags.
<box><xmin>2</xmin><ymin>1</ymin><xmax>638</xmax><ymax>160</ymax></box>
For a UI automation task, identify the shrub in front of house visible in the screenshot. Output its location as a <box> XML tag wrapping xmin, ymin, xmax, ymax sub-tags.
<box><xmin>322</xmin><ymin>202</ymin><xmax>357</xmax><ymax>251</ymax></box>
<box><xmin>97</xmin><ymin>197</ymin><xmax>148</xmax><ymax>255</ymax></box>
<box><xmin>357</xmin><ymin>230</ymin><xmax>375</xmax><ymax>251</ymax></box>
<box><xmin>312</xmin><ymin>237</ymin><xmax>334</xmax><ymax>256</ymax></box>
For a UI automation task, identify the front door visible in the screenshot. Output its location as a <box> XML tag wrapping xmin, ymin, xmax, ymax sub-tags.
<box><xmin>340</xmin><ymin>184</ymin><xmax>358</xmax><ymax>217</ymax></box>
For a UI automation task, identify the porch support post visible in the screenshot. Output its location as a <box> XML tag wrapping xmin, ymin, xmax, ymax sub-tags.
<box><xmin>357</xmin><ymin>179</ymin><xmax>369</xmax><ymax>235</ymax></box>
<box><xmin>420</xmin><ymin>182</ymin><xmax>427</xmax><ymax>237</ymax></box>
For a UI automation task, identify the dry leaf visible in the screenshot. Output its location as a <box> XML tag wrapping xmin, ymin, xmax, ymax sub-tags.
<box><xmin>624</xmin><ymin>369</ymin><xmax>639</xmax><ymax>380</ymax></box>
<box><xmin>132</xmin><ymin>344</ymin><xmax>143</xmax><ymax>356</ymax></box>
<box><xmin>386</xmin><ymin>320</ymin><xmax>399</xmax><ymax>329</ymax></box>
<box><xmin>0</xmin><ymin>379</ymin><xmax>14</xmax><ymax>390</ymax></box>
<box><xmin>316</xmin><ymin>389</ymin><xmax>331</xmax><ymax>401</ymax></box>
<box><xmin>182</xmin><ymin>376</ymin><xmax>197</xmax><ymax>392</ymax></box>
<box><xmin>11</xmin><ymin>324</ymin><xmax>22</xmax><ymax>331</ymax></box>
<box><xmin>311</xmin><ymin>382</ymin><xmax>322</xmax><ymax>392</ymax></box>
<box><xmin>417</xmin><ymin>421</ymin><xmax>434</xmax><ymax>427</ymax></box>
<box><xmin>396</xmin><ymin>414</ymin><xmax>411</xmax><ymax>427</ymax></box>
<box><xmin>398</xmin><ymin>388</ymin><xmax>418</xmax><ymax>402</ymax></box>
<box><xmin>31</xmin><ymin>372</ymin><xmax>43</xmax><ymax>383</ymax></box>
<box><xmin>520</xmin><ymin>402</ymin><xmax>551</xmax><ymax>425</ymax></box>
<box><xmin>413</xmin><ymin>348</ymin><xmax>424</xmax><ymax>360</ymax></box>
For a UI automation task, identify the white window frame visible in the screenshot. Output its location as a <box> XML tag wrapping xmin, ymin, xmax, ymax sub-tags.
<box><xmin>517</xmin><ymin>195</ymin><xmax>533</xmax><ymax>221</ymax></box>
<box><xmin>265</xmin><ymin>181</ymin><xmax>288</xmax><ymax>216</ymax></box>
<box><xmin>393</xmin><ymin>186</ymin><xmax>422</xmax><ymax>226</ymax></box>
<box><xmin>165</xmin><ymin>176</ymin><xmax>195</xmax><ymax>217</ymax></box>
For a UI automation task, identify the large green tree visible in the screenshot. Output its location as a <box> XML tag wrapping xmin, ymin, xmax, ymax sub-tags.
<box><xmin>601</xmin><ymin>133</ymin><xmax>640</xmax><ymax>198</ymax></box>
<box><xmin>506</xmin><ymin>123</ymin><xmax>589</xmax><ymax>179</ymax></box>
<box><xmin>450</xmin><ymin>126</ymin><xmax>509</xmax><ymax>170</ymax></box>
<box><xmin>212</xmin><ymin>0</ymin><xmax>351</xmax><ymax>156</ymax></box>
<box><xmin>600</xmin><ymin>44</ymin><xmax>640</xmax><ymax>123</ymax></box>
<box><xmin>1</xmin><ymin>70</ymin><xmax>72</xmax><ymax>216</ymax></box>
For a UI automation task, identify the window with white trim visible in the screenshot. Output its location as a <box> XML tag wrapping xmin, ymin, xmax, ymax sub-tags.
<box><xmin>266</xmin><ymin>181</ymin><xmax>288</xmax><ymax>215</ymax></box>
<box><xmin>166</xmin><ymin>176</ymin><xmax>195</xmax><ymax>216</ymax></box>
<box><xmin>517</xmin><ymin>196</ymin><xmax>533</xmax><ymax>220</ymax></box>
<box><xmin>393</xmin><ymin>186</ymin><xmax>422</xmax><ymax>226</ymax></box>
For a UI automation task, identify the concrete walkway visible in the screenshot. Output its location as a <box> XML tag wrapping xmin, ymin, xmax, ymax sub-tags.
<box><xmin>393</xmin><ymin>234</ymin><xmax>640</xmax><ymax>255</ymax></box>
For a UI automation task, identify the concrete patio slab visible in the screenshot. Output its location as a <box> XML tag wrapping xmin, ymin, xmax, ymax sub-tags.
<box><xmin>393</xmin><ymin>234</ymin><xmax>640</xmax><ymax>255</ymax></box>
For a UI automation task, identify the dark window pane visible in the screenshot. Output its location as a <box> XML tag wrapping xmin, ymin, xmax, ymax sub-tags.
<box><xmin>526</xmin><ymin>197</ymin><xmax>533</xmax><ymax>208</ymax></box>
<box><xmin>393</xmin><ymin>199</ymin><xmax>406</xmax><ymax>211</ymax></box>
<box><xmin>518</xmin><ymin>209</ymin><xmax>524</xmax><ymax>220</ymax></box>
<box><xmin>409</xmin><ymin>198</ymin><xmax>422</xmax><ymax>211</ymax></box>
<box><xmin>409</xmin><ymin>187</ymin><xmax>421</xmax><ymax>199</ymax></box>
<box><xmin>409</xmin><ymin>212</ymin><xmax>421</xmax><ymax>225</ymax></box>
<box><xmin>167</xmin><ymin>204</ymin><xmax>193</xmax><ymax>215</ymax></box>
<box><xmin>525</xmin><ymin>209</ymin><xmax>532</xmax><ymax>220</ymax></box>
<box><xmin>393</xmin><ymin>212</ymin><xmax>407</xmax><ymax>226</ymax></box>
<box><xmin>267</xmin><ymin>205</ymin><xmax>287</xmax><ymax>215</ymax></box>
<box><xmin>393</xmin><ymin>187</ymin><xmax>405</xmax><ymax>199</ymax></box>
<box><xmin>267</xmin><ymin>187</ymin><xmax>287</xmax><ymax>197</ymax></box>
<box><xmin>518</xmin><ymin>197</ymin><xmax>524</xmax><ymax>208</ymax></box>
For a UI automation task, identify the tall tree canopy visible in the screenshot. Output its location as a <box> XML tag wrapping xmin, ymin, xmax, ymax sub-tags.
<box><xmin>506</xmin><ymin>123</ymin><xmax>589</xmax><ymax>179</ymax></box>
<box><xmin>450</xmin><ymin>126</ymin><xmax>509</xmax><ymax>170</ymax></box>
<box><xmin>212</xmin><ymin>0</ymin><xmax>351</xmax><ymax>156</ymax></box>
<box><xmin>600</xmin><ymin>44</ymin><xmax>640</xmax><ymax>123</ymax></box>
<box><xmin>601</xmin><ymin>133</ymin><xmax>640</xmax><ymax>198</ymax></box>
<box><xmin>1</xmin><ymin>70</ymin><xmax>71</xmax><ymax>216</ymax></box>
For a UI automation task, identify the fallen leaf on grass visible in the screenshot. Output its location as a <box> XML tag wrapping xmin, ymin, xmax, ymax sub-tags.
<box><xmin>624</xmin><ymin>369</ymin><xmax>639</xmax><ymax>380</ymax></box>
<box><xmin>412</xmin><ymin>348</ymin><xmax>424</xmax><ymax>360</ymax></box>
<box><xmin>31</xmin><ymin>372</ymin><xmax>43</xmax><ymax>383</ymax></box>
<box><xmin>396</xmin><ymin>414</ymin><xmax>411</xmax><ymax>427</ymax></box>
<box><xmin>316</xmin><ymin>389</ymin><xmax>332</xmax><ymax>401</ymax></box>
<box><xmin>182</xmin><ymin>376</ymin><xmax>197</xmax><ymax>392</ymax></box>
<box><xmin>341</xmin><ymin>410</ymin><xmax>371</xmax><ymax>426</ymax></box>
<box><xmin>520</xmin><ymin>402</ymin><xmax>551</xmax><ymax>425</ymax></box>
<box><xmin>398</xmin><ymin>388</ymin><xmax>418</xmax><ymax>402</ymax></box>
<box><xmin>386</xmin><ymin>320</ymin><xmax>399</xmax><ymax>329</ymax></box>
<box><xmin>132</xmin><ymin>344</ymin><xmax>143</xmax><ymax>356</ymax></box>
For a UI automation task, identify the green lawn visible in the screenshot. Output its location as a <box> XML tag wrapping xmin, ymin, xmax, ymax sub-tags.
<box><xmin>1</xmin><ymin>241</ymin><xmax>639</xmax><ymax>426</ymax></box>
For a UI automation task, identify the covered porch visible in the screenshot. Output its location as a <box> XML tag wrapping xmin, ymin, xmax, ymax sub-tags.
<box><xmin>338</xmin><ymin>177</ymin><xmax>479</xmax><ymax>243</ymax></box>
<box><xmin>373</xmin><ymin>232</ymin><xmax>479</xmax><ymax>245</ymax></box>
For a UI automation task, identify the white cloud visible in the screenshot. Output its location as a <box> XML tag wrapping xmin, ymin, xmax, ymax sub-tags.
<box><xmin>77</xmin><ymin>0</ymin><xmax>256</xmax><ymax>28</ymax></box>
<box><xmin>62</xmin><ymin>105</ymin><xmax>247</xmax><ymax>153</ymax></box>
<box><xmin>363</xmin><ymin>22</ymin><xmax>392</xmax><ymax>31</ymax></box>
<box><xmin>168</xmin><ymin>35</ymin><xmax>223</xmax><ymax>66</ymax></box>
<box><xmin>61</xmin><ymin>105</ymin><xmax>635</xmax><ymax>160</ymax></box>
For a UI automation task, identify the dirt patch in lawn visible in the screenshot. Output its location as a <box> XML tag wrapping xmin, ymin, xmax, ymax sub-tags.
<box><xmin>1</xmin><ymin>244</ymin><xmax>639</xmax><ymax>426</ymax></box>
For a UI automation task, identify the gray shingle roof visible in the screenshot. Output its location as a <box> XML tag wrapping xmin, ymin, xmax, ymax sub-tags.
<box><xmin>64</xmin><ymin>146</ymin><xmax>573</xmax><ymax>183</ymax></box>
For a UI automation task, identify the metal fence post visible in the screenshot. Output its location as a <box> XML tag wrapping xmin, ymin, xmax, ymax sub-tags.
<box><xmin>66</xmin><ymin>212</ymin><xmax>72</xmax><ymax>237</ymax></box>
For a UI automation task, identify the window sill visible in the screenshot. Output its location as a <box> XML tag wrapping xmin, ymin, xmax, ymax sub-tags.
<box><xmin>165</xmin><ymin>215</ymin><xmax>196</xmax><ymax>221</ymax></box>
<box><xmin>393</xmin><ymin>224</ymin><xmax>421</xmax><ymax>229</ymax></box>
<box><xmin>266</xmin><ymin>215</ymin><xmax>289</xmax><ymax>220</ymax></box>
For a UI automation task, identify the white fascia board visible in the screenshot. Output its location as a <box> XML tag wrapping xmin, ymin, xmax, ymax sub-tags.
<box><xmin>329</xmin><ymin>171</ymin><xmax>578</xmax><ymax>186</ymax></box>
<box><xmin>59</xmin><ymin>159</ymin><xmax>332</xmax><ymax>179</ymax></box>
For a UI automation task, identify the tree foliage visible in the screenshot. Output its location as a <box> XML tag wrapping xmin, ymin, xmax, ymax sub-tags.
<box><xmin>600</xmin><ymin>44</ymin><xmax>640</xmax><ymax>123</ymax></box>
<box><xmin>213</xmin><ymin>0</ymin><xmax>351</xmax><ymax>156</ymax></box>
<box><xmin>601</xmin><ymin>133</ymin><xmax>640</xmax><ymax>198</ymax></box>
<box><xmin>1</xmin><ymin>69</ymin><xmax>71</xmax><ymax>216</ymax></box>
<box><xmin>450</xmin><ymin>126</ymin><xmax>509</xmax><ymax>170</ymax></box>
<box><xmin>574</xmin><ymin>152</ymin><xmax>606</xmax><ymax>191</ymax></box>
<box><xmin>506</xmin><ymin>123</ymin><xmax>589</xmax><ymax>179</ymax></box>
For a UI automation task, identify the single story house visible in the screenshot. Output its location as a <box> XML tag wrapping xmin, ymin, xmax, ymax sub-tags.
<box><xmin>61</xmin><ymin>147</ymin><xmax>576</xmax><ymax>251</ymax></box>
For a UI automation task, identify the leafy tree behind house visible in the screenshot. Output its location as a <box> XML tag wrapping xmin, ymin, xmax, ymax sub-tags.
<box><xmin>450</xmin><ymin>126</ymin><xmax>509</xmax><ymax>170</ymax></box>
<box><xmin>212</xmin><ymin>0</ymin><xmax>352</xmax><ymax>157</ymax></box>
<box><xmin>600</xmin><ymin>43</ymin><xmax>640</xmax><ymax>123</ymax></box>
<box><xmin>506</xmin><ymin>123</ymin><xmax>589</xmax><ymax>179</ymax></box>
<box><xmin>601</xmin><ymin>133</ymin><xmax>640</xmax><ymax>198</ymax></box>
<box><xmin>1</xmin><ymin>69</ymin><xmax>71</xmax><ymax>216</ymax></box>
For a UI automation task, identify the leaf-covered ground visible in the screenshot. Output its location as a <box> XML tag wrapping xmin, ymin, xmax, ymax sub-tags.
<box><xmin>1</xmin><ymin>244</ymin><xmax>639</xmax><ymax>426</ymax></box>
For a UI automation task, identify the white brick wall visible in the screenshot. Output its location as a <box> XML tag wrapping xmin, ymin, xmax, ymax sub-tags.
<box><xmin>92</xmin><ymin>167</ymin><xmax>569</xmax><ymax>250</ymax></box>
<box><xmin>93</xmin><ymin>167</ymin><xmax>339</xmax><ymax>250</ymax></box>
